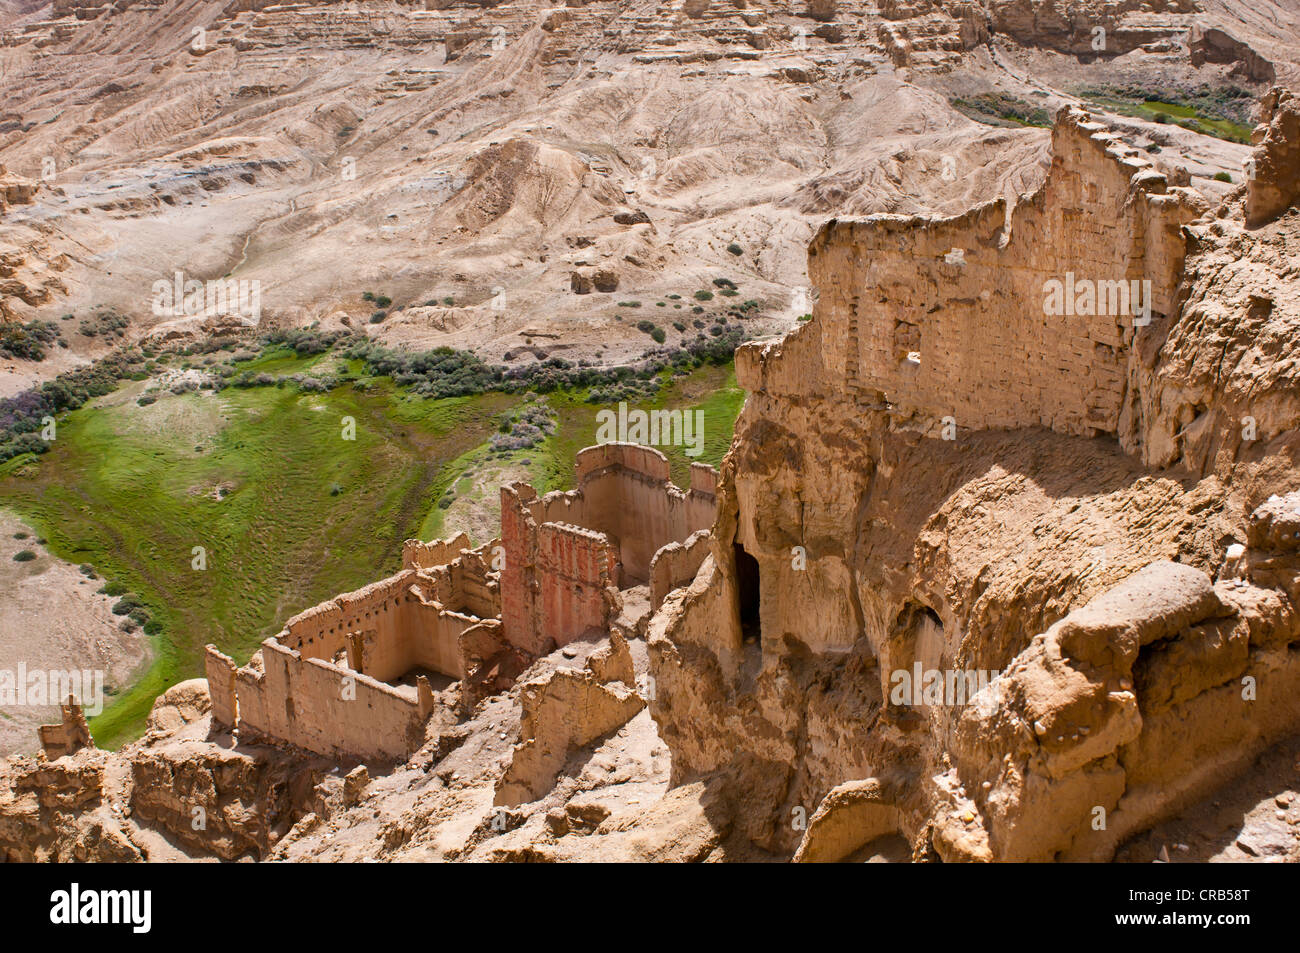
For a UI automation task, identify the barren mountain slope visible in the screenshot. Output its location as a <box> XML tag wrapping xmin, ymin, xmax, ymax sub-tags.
<box><xmin>0</xmin><ymin>0</ymin><xmax>1287</xmax><ymax>398</ymax></box>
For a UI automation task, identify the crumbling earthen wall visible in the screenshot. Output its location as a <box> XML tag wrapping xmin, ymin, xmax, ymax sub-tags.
<box><xmin>231</xmin><ymin>639</ymin><xmax>432</xmax><ymax>762</ymax></box>
<box><xmin>36</xmin><ymin>697</ymin><xmax>92</xmax><ymax>761</ymax></box>
<box><xmin>533</xmin><ymin>444</ymin><xmax>717</xmax><ymax>582</ymax></box>
<box><xmin>802</xmin><ymin>106</ymin><xmax>1202</xmax><ymax>439</ymax></box>
<box><xmin>207</xmin><ymin>541</ymin><xmax>490</xmax><ymax>757</ymax></box>
<box><xmin>650</xmin><ymin>529</ymin><xmax>712</xmax><ymax>610</ymax></box>
<box><xmin>501</xmin><ymin>443</ymin><xmax>717</xmax><ymax>655</ymax></box>
<box><xmin>402</xmin><ymin>532</ymin><xmax>471</xmax><ymax>571</ymax></box>
<box><xmin>424</xmin><ymin>545</ymin><xmax>500</xmax><ymax>619</ymax></box>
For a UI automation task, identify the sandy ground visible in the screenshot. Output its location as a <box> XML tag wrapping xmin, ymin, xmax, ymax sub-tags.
<box><xmin>0</xmin><ymin>509</ymin><xmax>151</xmax><ymax>756</ymax></box>
<box><xmin>1117</xmin><ymin>734</ymin><xmax>1300</xmax><ymax>862</ymax></box>
<box><xmin>440</xmin><ymin>457</ymin><xmax>532</xmax><ymax>547</ymax></box>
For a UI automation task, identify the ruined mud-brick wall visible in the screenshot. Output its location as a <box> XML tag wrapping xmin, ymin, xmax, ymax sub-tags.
<box><xmin>536</xmin><ymin>443</ymin><xmax>717</xmax><ymax>582</ymax></box>
<box><xmin>500</xmin><ymin>444</ymin><xmax>718</xmax><ymax>656</ymax></box>
<box><xmin>227</xmin><ymin>639</ymin><xmax>432</xmax><ymax>762</ymax></box>
<box><xmin>806</xmin><ymin>106</ymin><xmax>1201</xmax><ymax>439</ymax></box>
<box><xmin>203</xmin><ymin>541</ymin><xmax>494</xmax><ymax>758</ymax></box>
<box><xmin>423</xmin><ymin>545</ymin><xmax>500</xmax><ymax>620</ymax></box>
<box><xmin>500</xmin><ymin>484</ymin><xmax>618</xmax><ymax>657</ymax></box>
<box><xmin>537</xmin><ymin>522</ymin><xmax>619</xmax><ymax>647</ymax></box>
<box><xmin>650</xmin><ymin>529</ymin><xmax>712</xmax><ymax>610</ymax></box>
<box><xmin>402</xmin><ymin>532</ymin><xmax>470</xmax><ymax>571</ymax></box>
<box><xmin>272</xmin><ymin>564</ymin><xmax>491</xmax><ymax>682</ymax></box>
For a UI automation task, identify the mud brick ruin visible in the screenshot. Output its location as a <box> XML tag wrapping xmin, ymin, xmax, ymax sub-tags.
<box><xmin>204</xmin><ymin>443</ymin><xmax>716</xmax><ymax>762</ymax></box>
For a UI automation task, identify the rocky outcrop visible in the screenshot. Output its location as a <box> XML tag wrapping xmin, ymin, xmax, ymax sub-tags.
<box><xmin>496</xmin><ymin>632</ymin><xmax>645</xmax><ymax>805</ymax></box>
<box><xmin>1245</xmin><ymin>86</ymin><xmax>1300</xmax><ymax>227</ymax></box>
<box><xmin>647</xmin><ymin>91</ymin><xmax>1300</xmax><ymax>861</ymax></box>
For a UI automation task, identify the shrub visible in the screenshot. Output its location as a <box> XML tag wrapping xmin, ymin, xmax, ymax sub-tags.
<box><xmin>650</xmin><ymin>327</ymin><xmax>666</xmax><ymax>344</ymax></box>
<box><xmin>370</xmin><ymin>311</ymin><xmax>388</xmax><ymax>323</ymax></box>
<box><xmin>1213</xmin><ymin>171</ymin><xmax>1232</xmax><ymax>183</ymax></box>
<box><xmin>12</xmin><ymin>550</ymin><xmax>36</xmax><ymax>562</ymax></box>
<box><xmin>727</xmin><ymin>243</ymin><xmax>743</xmax><ymax>255</ymax></box>
<box><xmin>0</xmin><ymin>321</ymin><xmax>61</xmax><ymax>361</ymax></box>
<box><xmin>694</xmin><ymin>290</ymin><xmax>713</xmax><ymax>301</ymax></box>
<box><xmin>112</xmin><ymin>594</ymin><xmax>143</xmax><ymax>615</ymax></box>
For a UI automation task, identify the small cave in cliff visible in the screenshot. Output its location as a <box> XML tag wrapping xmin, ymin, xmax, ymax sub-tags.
<box><xmin>734</xmin><ymin>543</ymin><xmax>761</xmax><ymax>642</ymax></box>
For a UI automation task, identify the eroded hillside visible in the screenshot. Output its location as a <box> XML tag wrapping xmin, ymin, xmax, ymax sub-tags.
<box><xmin>0</xmin><ymin>0</ymin><xmax>1289</xmax><ymax>397</ymax></box>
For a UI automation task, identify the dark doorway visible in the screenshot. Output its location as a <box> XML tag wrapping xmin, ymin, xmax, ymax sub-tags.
<box><xmin>734</xmin><ymin>543</ymin><xmax>761</xmax><ymax>640</ymax></box>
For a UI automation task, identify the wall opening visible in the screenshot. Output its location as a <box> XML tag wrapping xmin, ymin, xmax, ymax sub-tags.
<box><xmin>734</xmin><ymin>543</ymin><xmax>761</xmax><ymax>642</ymax></box>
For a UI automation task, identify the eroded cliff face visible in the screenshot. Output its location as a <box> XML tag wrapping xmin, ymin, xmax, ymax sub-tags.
<box><xmin>647</xmin><ymin>93</ymin><xmax>1300</xmax><ymax>861</ymax></box>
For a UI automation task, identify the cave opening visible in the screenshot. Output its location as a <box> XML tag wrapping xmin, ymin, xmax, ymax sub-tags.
<box><xmin>734</xmin><ymin>542</ymin><xmax>761</xmax><ymax>642</ymax></box>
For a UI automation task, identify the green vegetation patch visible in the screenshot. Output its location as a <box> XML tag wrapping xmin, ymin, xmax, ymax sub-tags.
<box><xmin>1077</xmin><ymin>84</ymin><xmax>1255</xmax><ymax>143</ymax></box>
<box><xmin>950</xmin><ymin>93</ymin><xmax>1052</xmax><ymax>129</ymax></box>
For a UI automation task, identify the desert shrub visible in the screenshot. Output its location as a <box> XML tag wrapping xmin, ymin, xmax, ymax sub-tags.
<box><xmin>77</xmin><ymin>311</ymin><xmax>129</xmax><ymax>339</ymax></box>
<box><xmin>0</xmin><ymin>347</ymin><xmax>147</xmax><ymax>462</ymax></box>
<box><xmin>727</xmin><ymin>243</ymin><xmax>743</xmax><ymax>255</ymax></box>
<box><xmin>1213</xmin><ymin>171</ymin><xmax>1232</xmax><ymax>183</ymax></box>
<box><xmin>112</xmin><ymin>594</ymin><xmax>143</xmax><ymax>615</ymax></box>
<box><xmin>0</xmin><ymin>321</ymin><xmax>60</xmax><ymax>361</ymax></box>
<box><xmin>12</xmin><ymin>550</ymin><xmax>36</xmax><ymax>562</ymax></box>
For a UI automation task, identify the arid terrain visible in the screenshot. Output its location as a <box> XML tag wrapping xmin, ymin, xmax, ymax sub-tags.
<box><xmin>2</xmin><ymin>0</ymin><xmax>1300</xmax><ymax>864</ymax></box>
